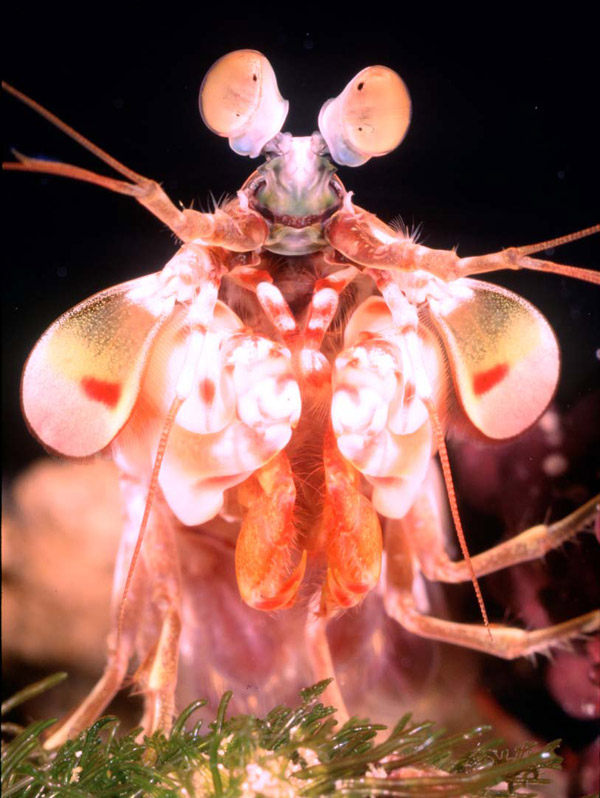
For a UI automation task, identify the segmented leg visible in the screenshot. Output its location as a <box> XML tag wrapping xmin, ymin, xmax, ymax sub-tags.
<box><xmin>383</xmin><ymin>469</ymin><xmax>600</xmax><ymax>659</ymax></box>
<box><xmin>303</xmin><ymin>265</ymin><xmax>361</xmax><ymax>347</ymax></box>
<box><xmin>43</xmin><ymin>475</ymin><xmax>169</xmax><ymax>748</ymax></box>
<box><xmin>405</xmin><ymin>484</ymin><xmax>600</xmax><ymax>583</ymax></box>
<box><xmin>43</xmin><ymin>640</ymin><xmax>132</xmax><ymax>750</ymax></box>
<box><xmin>130</xmin><ymin>494</ymin><xmax>182</xmax><ymax>737</ymax></box>
<box><xmin>228</xmin><ymin>260</ymin><xmax>358</xmax><ymax>392</ymax></box>
<box><xmin>385</xmin><ymin>593</ymin><xmax>599</xmax><ymax>659</ymax></box>
<box><xmin>235</xmin><ymin>451</ymin><xmax>307</xmax><ymax>610</ymax></box>
<box><xmin>304</xmin><ymin>594</ymin><xmax>350</xmax><ymax>723</ymax></box>
<box><xmin>330</xmin><ymin>295</ymin><xmax>435</xmax><ymax>520</ymax></box>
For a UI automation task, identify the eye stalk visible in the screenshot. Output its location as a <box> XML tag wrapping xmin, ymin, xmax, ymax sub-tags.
<box><xmin>318</xmin><ymin>65</ymin><xmax>412</xmax><ymax>167</ymax></box>
<box><xmin>199</xmin><ymin>50</ymin><xmax>289</xmax><ymax>158</ymax></box>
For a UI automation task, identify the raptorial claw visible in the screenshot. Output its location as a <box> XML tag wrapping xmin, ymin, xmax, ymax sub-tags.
<box><xmin>241</xmin><ymin>550</ymin><xmax>308</xmax><ymax>611</ymax></box>
<box><xmin>235</xmin><ymin>451</ymin><xmax>307</xmax><ymax>610</ymax></box>
<box><xmin>324</xmin><ymin>493</ymin><xmax>382</xmax><ymax>608</ymax></box>
<box><xmin>331</xmin><ymin>296</ymin><xmax>436</xmax><ymax>519</ymax></box>
<box><xmin>322</xmin><ymin>429</ymin><xmax>382</xmax><ymax>609</ymax></box>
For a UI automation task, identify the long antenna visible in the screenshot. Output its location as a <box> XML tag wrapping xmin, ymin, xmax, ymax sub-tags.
<box><xmin>3</xmin><ymin>81</ymin><xmax>147</xmax><ymax>182</ymax></box>
<box><xmin>115</xmin><ymin>396</ymin><xmax>184</xmax><ymax>645</ymax></box>
<box><xmin>424</xmin><ymin>398</ymin><xmax>492</xmax><ymax>639</ymax></box>
<box><xmin>515</xmin><ymin>224</ymin><xmax>600</xmax><ymax>256</ymax></box>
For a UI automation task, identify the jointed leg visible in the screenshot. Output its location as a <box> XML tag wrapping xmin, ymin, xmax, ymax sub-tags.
<box><xmin>132</xmin><ymin>496</ymin><xmax>183</xmax><ymax>737</ymax></box>
<box><xmin>385</xmin><ymin>589</ymin><xmax>599</xmax><ymax>659</ymax></box>
<box><xmin>403</xmin><ymin>474</ymin><xmax>599</xmax><ymax>583</ymax></box>
<box><xmin>44</xmin><ymin>476</ymin><xmax>183</xmax><ymax>747</ymax></box>
<box><xmin>228</xmin><ymin>261</ymin><xmax>359</xmax><ymax>391</ymax></box>
<box><xmin>43</xmin><ymin>635</ymin><xmax>134</xmax><ymax>750</ymax></box>
<box><xmin>384</xmin><ymin>472</ymin><xmax>600</xmax><ymax>659</ymax></box>
<box><xmin>304</xmin><ymin>594</ymin><xmax>350</xmax><ymax>723</ymax></box>
<box><xmin>44</xmin><ymin>475</ymin><xmax>151</xmax><ymax>748</ymax></box>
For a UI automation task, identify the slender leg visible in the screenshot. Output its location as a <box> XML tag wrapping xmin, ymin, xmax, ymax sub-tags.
<box><xmin>384</xmin><ymin>472</ymin><xmax>600</xmax><ymax>659</ymax></box>
<box><xmin>385</xmin><ymin>590</ymin><xmax>599</xmax><ymax>659</ymax></box>
<box><xmin>229</xmin><ymin>261</ymin><xmax>358</xmax><ymax>351</ymax></box>
<box><xmin>409</xmin><ymin>489</ymin><xmax>600</xmax><ymax>583</ymax></box>
<box><xmin>44</xmin><ymin>475</ymin><xmax>150</xmax><ymax>748</ymax></box>
<box><xmin>304</xmin><ymin>594</ymin><xmax>350</xmax><ymax>724</ymax></box>
<box><xmin>44</xmin><ymin>475</ymin><xmax>184</xmax><ymax>747</ymax></box>
<box><xmin>132</xmin><ymin>496</ymin><xmax>183</xmax><ymax>737</ymax></box>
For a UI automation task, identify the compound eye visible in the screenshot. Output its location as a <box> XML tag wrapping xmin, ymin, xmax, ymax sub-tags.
<box><xmin>199</xmin><ymin>50</ymin><xmax>289</xmax><ymax>158</ymax></box>
<box><xmin>318</xmin><ymin>65</ymin><xmax>411</xmax><ymax>166</ymax></box>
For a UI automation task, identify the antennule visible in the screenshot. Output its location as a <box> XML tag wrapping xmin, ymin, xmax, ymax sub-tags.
<box><xmin>3</xmin><ymin>81</ymin><xmax>146</xmax><ymax>183</ymax></box>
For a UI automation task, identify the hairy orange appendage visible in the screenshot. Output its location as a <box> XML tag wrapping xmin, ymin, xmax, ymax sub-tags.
<box><xmin>322</xmin><ymin>430</ymin><xmax>382</xmax><ymax>608</ymax></box>
<box><xmin>234</xmin><ymin>451</ymin><xmax>307</xmax><ymax>610</ymax></box>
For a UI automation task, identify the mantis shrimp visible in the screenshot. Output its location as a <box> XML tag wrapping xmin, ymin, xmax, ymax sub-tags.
<box><xmin>3</xmin><ymin>50</ymin><xmax>599</xmax><ymax>748</ymax></box>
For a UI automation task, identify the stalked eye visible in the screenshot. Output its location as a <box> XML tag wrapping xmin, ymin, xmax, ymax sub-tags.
<box><xmin>199</xmin><ymin>50</ymin><xmax>289</xmax><ymax>158</ymax></box>
<box><xmin>318</xmin><ymin>66</ymin><xmax>411</xmax><ymax>167</ymax></box>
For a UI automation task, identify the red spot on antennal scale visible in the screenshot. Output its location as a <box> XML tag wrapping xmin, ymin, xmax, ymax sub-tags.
<box><xmin>472</xmin><ymin>362</ymin><xmax>509</xmax><ymax>396</ymax></box>
<box><xmin>81</xmin><ymin>376</ymin><xmax>122</xmax><ymax>407</ymax></box>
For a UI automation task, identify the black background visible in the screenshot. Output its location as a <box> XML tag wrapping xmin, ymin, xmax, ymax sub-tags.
<box><xmin>3</xmin><ymin>3</ymin><xmax>599</xmax><ymax>777</ymax></box>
